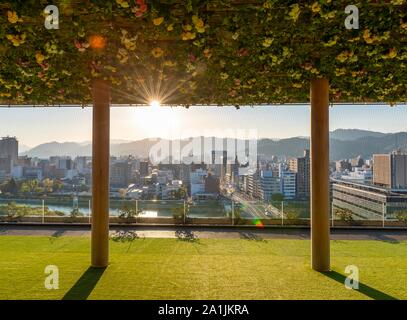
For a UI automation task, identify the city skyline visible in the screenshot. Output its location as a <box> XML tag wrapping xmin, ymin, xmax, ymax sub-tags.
<box><xmin>1</xmin><ymin>104</ymin><xmax>407</xmax><ymax>148</ymax></box>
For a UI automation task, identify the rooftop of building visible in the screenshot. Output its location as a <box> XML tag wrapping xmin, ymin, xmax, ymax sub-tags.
<box><xmin>332</xmin><ymin>178</ymin><xmax>407</xmax><ymax>197</ymax></box>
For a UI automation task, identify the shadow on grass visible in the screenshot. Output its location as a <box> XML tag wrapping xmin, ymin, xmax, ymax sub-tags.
<box><xmin>321</xmin><ymin>270</ymin><xmax>398</xmax><ymax>300</ymax></box>
<box><xmin>48</xmin><ymin>229</ymin><xmax>67</xmax><ymax>244</ymax></box>
<box><xmin>52</xmin><ymin>229</ymin><xmax>66</xmax><ymax>237</ymax></box>
<box><xmin>175</xmin><ymin>230</ymin><xmax>200</xmax><ymax>243</ymax></box>
<box><xmin>375</xmin><ymin>234</ymin><xmax>400</xmax><ymax>244</ymax></box>
<box><xmin>62</xmin><ymin>267</ymin><xmax>106</xmax><ymax>300</ymax></box>
<box><xmin>110</xmin><ymin>230</ymin><xmax>139</xmax><ymax>242</ymax></box>
<box><xmin>239</xmin><ymin>232</ymin><xmax>267</xmax><ymax>242</ymax></box>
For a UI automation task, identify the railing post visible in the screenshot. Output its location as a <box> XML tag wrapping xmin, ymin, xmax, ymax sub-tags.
<box><xmin>42</xmin><ymin>199</ymin><xmax>45</xmax><ymax>224</ymax></box>
<box><xmin>310</xmin><ymin>78</ymin><xmax>330</xmax><ymax>272</ymax></box>
<box><xmin>281</xmin><ymin>201</ymin><xmax>284</xmax><ymax>226</ymax></box>
<box><xmin>91</xmin><ymin>79</ymin><xmax>110</xmax><ymax>268</ymax></box>
<box><xmin>382</xmin><ymin>203</ymin><xmax>385</xmax><ymax>228</ymax></box>
<box><xmin>88</xmin><ymin>199</ymin><xmax>91</xmax><ymax>224</ymax></box>
<box><xmin>231</xmin><ymin>200</ymin><xmax>235</xmax><ymax>226</ymax></box>
<box><xmin>183</xmin><ymin>200</ymin><xmax>186</xmax><ymax>224</ymax></box>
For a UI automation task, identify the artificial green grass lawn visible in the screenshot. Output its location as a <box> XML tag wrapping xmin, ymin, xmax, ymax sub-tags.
<box><xmin>0</xmin><ymin>236</ymin><xmax>406</xmax><ymax>300</ymax></box>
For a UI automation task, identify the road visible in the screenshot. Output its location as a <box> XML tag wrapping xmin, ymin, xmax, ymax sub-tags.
<box><xmin>230</xmin><ymin>193</ymin><xmax>266</xmax><ymax>218</ymax></box>
<box><xmin>229</xmin><ymin>192</ymin><xmax>281</xmax><ymax>219</ymax></box>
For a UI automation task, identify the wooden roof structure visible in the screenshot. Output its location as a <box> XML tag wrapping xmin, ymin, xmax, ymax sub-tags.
<box><xmin>0</xmin><ymin>0</ymin><xmax>406</xmax><ymax>106</ymax></box>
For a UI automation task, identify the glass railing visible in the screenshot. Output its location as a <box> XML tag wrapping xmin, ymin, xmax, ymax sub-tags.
<box><xmin>330</xmin><ymin>198</ymin><xmax>407</xmax><ymax>228</ymax></box>
<box><xmin>230</xmin><ymin>199</ymin><xmax>310</xmax><ymax>227</ymax></box>
<box><xmin>0</xmin><ymin>197</ymin><xmax>91</xmax><ymax>223</ymax></box>
<box><xmin>0</xmin><ymin>196</ymin><xmax>406</xmax><ymax>228</ymax></box>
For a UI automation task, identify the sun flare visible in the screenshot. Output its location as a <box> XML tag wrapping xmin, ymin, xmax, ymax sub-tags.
<box><xmin>150</xmin><ymin>100</ymin><xmax>161</xmax><ymax>109</ymax></box>
<box><xmin>130</xmin><ymin>103</ymin><xmax>180</xmax><ymax>138</ymax></box>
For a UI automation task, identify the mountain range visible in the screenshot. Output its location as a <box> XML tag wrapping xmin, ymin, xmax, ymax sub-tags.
<box><xmin>20</xmin><ymin>129</ymin><xmax>407</xmax><ymax>161</ymax></box>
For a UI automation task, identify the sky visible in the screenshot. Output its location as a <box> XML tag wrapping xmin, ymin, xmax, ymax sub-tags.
<box><xmin>1</xmin><ymin>104</ymin><xmax>407</xmax><ymax>148</ymax></box>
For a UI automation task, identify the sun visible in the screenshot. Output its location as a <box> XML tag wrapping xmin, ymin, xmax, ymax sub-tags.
<box><xmin>130</xmin><ymin>102</ymin><xmax>180</xmax><ymax>138</ymax></box>
<box><xmin>150</xmin><ymin>100</ymin><xmax>160</xmax><ymax>109</ymax></box>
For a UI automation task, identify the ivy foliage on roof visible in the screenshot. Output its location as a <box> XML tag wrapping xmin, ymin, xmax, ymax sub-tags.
<box><xmin>0</xmin><ymin>0</ymin><xmax>406</xmax><ymax>106</ymax></box>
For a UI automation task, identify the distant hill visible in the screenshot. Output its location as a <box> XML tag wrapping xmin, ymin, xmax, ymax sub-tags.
<box><xmin>257</xmin><ymin>138</ymin><xmax>309</xmax><ymax>158</ymax></box>
<box><xmin>21</xmin><ymin>129</ymin><xmax>407</xmax><ymax>161</ymax></box>
<box><xmin>21</xmin><ymin>142</ymin><xmax>92</xmax><ymax>158</ymax></box>
<box><xmin>22</xmin><ymin>138</ymin><xmax>187</xmax><ymax>159</ymax></box>
<box><xmin>330</xmin><ymin>129</ymin><xmax>387</xmax><ymax>141</ymax></box>
<box><xmin>18</xmin><ymin>144</ymin><xmax>31</xmax><ymax>153</ymax></box>
<box><xmin>258</xmin><ymin>132</ymin><xmax>407</xmax><ymax>160</ymax></box>
<box><xmin>330</xmin><ymin>132</ymin><xmax>407</xmax><ymax>160</ymax></box>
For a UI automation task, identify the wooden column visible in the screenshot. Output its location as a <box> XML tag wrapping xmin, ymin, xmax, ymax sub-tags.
<box><xmin>91</xmin><ymin>79</ymin><xmax>110</xmax><ymax>268</ymax></box>
<box><xmin>310</xmin><ymin>78</ymin><xmax>330</xmax><ymax>271</ymax></box>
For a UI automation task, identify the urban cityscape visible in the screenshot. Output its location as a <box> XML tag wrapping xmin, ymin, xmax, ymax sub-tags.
<box><xmin>1</xmin><ymin>134</ymin><xmax>406</xmax><ymax>223</ymax></box>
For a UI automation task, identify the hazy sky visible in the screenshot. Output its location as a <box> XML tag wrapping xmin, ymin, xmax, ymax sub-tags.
<box><xmin>1</xmin><ymin>104</ymin><xmax>407</xmax><ymax>147</ymax></box>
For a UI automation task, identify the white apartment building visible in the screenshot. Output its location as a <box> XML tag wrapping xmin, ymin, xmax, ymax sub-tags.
<box><xmin>340</xmin><ymin>167</ymin><xmax>373</xmax><ymax>182</ymax></box>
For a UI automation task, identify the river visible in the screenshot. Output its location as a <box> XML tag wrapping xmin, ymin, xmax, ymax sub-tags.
<box><xmin>0</xmin><ymin>198</ymin><xmax>233</xmax><ymax>218</ymax></box>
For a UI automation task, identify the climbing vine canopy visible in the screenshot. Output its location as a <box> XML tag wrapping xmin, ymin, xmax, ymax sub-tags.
<box><xmin>0</xmin><ymin>0</ymin><xmax>406</xmax><ymax>106</ymax></box>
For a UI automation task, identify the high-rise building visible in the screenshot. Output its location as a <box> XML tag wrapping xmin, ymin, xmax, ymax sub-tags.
<box><xmin>279</xmin><ymin>168</ymin><xmax>297</xmax><ymax>200</ymax></box>
<box><xmin>190</xmin><ymin>168</ymin><xmax>207</xmax><ymax>196</ymax></box>
<box><xmin>0</xmin><ymin>137</ymin><xmax>18</xmax><ymax>161</ymax></box>
<box><xmin>211</xmin><ymin>150</ymin><xmax>227</xmax><ymax>180</ymax></box>
<box><xmin>246</xmin><ymin>168</ymin><xmax>260</xmax><ymax>199</ymax></box>
<box><xmin>139</xmin><ymin>161</ymin><xmax>149</xmax><ymax>177</ymax></box>
<box><xmin>58</xmin><ymin>158</ymin><xmax>72</xmax><ymax>170</ymax></box>
<box><xmin>74</xmin><ymin>156</ymin><xmax>88</xmax><ymax>171</ymax></box>
<box><xmin>37</xmin><ymin>159</ymin><xmax>51</xmax><ymax>178</ymax></box>
<box><xmin>259</xmin><ymin>170</ymin><xmax>281</xmax><ymax>202</ymax></box>
<box><xmin>0</xmin><ymin>157</ymin><xmax>11</xmax><ymax>174</ymax></box>
<box><xmin>110</xmin><ymin>161</ymin><xmax>132</xmax><ymax>188</ymax></box>
<box><xmin>0</xmin><ymin>137</ymin><xmax>18</xmax><ymax>171</ymax></box>
<box><xmin>373</xmin><ymin>151</ymin><xmax>407</xmax><ymax>189</ymax></box>
<box><xmin>288</xmin><ymin>149</ymin><xmax>310</xmax><ymax>199</ymax></box>
<box><xmin>225</xmin><ymin>161</ymin><xmax>239</xmax><ymax>185</ymax></box>
<box><xmin>204</xmin><ymin>173</ymin><xmax>220</xmax><ymax>194</ymax></box>
<box><xmin>179</xmin><ymin>163</ymin><xmax>191</xmax><ymax>195</ymax></box>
